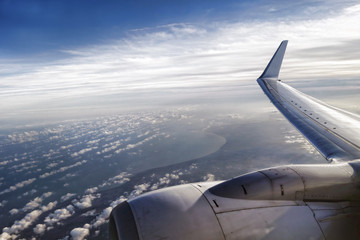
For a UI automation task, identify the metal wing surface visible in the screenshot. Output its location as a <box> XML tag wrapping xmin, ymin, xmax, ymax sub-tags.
<box><xmin>258</xmin><ymin>41</ymin><xmax>360</xmax><ymax>162</ymax></box>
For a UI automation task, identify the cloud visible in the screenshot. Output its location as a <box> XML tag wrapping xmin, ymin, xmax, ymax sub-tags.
<box><xmin>70</xmin><ymin>227</ymin><xmax>89</xmax><ymax>240</ymax></box>
<box><xmin>60</xmin><ymin>193</ymin><xmax>76</xmax><ymax>202</ymax></box>
<box><xmin>203</xmin><ymin>173</ymin><xmax>215</xmax><ymax>181</ymax></box>
<box><xmin>100</xmin><ymin>140</ymin><xmax>124</xmax><ymax>154</ymax></box>
<box><xmin>91</xmin><ymin>207</ymin><xmax>112</xmax><ymax>228</ymax></box>
<box><xmin>71</xmin><ymin>147</ymin><xmax>97</xmax><ymax>157</ymax></box>
<box><xmin>22</xmin><ymin>197</ymin><xmax>42</xmax><ymax>211</ymax></box>
<box><xmin>99</xmin><ymin>172</ymin><xmax>131</xmax><ymax>188</ymax></box>
<box><xmin>0</xmin><ymin>232</ymin><xmax>12</xmax><ymax>240</ymax></box>
<box><xmin>22</xmin><ymin>192</ymin><xmax>53</xmax><ymax>212</ymax></box>
<box><xmin>81</xmin><ymin>209</ymin><xmax>96</xmax><ymax>217</ymax></box>
<box><xmin>283</xmin><ymin>129</ymin><xmax>320</xmax><ymax>155</ymax></box>
<box><xmin>110</xmin><ymin>195</ymin><xmax>128</xmax><ymax>208</ymax></box>
<box><xmin>2</xmin><ymin>209</ymin><xmax>42</xmax><ymax>235</ymax></box>
<box><xmin>39</xmin><ymin>160</ymin><xmax>87</xmax><ymax>179</ymax></box>
<box><xmin>137</xmin><ymin>130</ymin><xmax>151</xmax><ymax>138</ymax></box>
<box><xmin>87</xmin><ymin>165</ymin><xmax>198</xmax><ymax>232</ymax></box>
<box><xmin>9</xmin><ymin>209</ymin><xmax>19</xmax><ymax>215</ymax></box>
<box><xmin>41</xmin><ymin>201</ymin><xmax>57</xmax><ymax>212</ymax></box>
<box><xmin>33</xmin><ymin>224</ymin><xmax>46</xmax><ymax>235</ymax></box>
<box><xmin>84</xmin><ymin>187</ymin><xmax>98</xmax><ymax>194</ymax></box>
<box><xmin>3</xmin><ymin>194</ymin><xmax>57</xmax><ymax>237</ymax></box>
<box><xmin>0</xmin><ymin>200</ymin><xmax>8</xmax><ymax>207</ymax></box>
<box><xmin>73</xmin><ymin>194</ymin><xmax>100</xmax><ymax>209</ymax></box>
<box><xmin>2</xmin><ymin>3</ymin><xmax>360</xmax><ymax>121</ymax></box>
<box><xmin>115</xmin><ymin>135</ymin><xmax>158</xmax><ymax>154</ymax></box>
<box><xmin>44</xmin><ymin>205</ymin><xmax>75</xmax><ymax>226</ymax></box>
<box><xmin>46</xmin><ymin>161</ymin><xmax>64</xmax><ymax>169</ymax></box>
<box><xmin>0</xmin><ymin>160</ymin><xmax>10</xmax><ymax>166</ymax></box>
<box><xmin>129</xmin><ymin>184</ymin><xmax>150</xmax><ymax>199</ymax></box>
<box><xmin>27</xmin><ymin>203</ymin><xmax>73</xmax><ymax>237</ymax></box>
<box><xmin>22</xmin><ymin>189</ymin><xmax>37</xmax><ymax>197</ymax></box>
<box><xmin>7</xmin><ymin>131</ymin><xmax>40</xmax><ymax>143</ymax></box>
<box><xmin>0</xmin><ymin>178</ymin><xmax>36</xmax><ymax>195</ymax></box>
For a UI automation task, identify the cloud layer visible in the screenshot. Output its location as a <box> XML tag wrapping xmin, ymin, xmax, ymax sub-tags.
<box><xmin>1</xmin><ymin>3</ymin><xmax>360</xmax><ymax>123</ymax></box>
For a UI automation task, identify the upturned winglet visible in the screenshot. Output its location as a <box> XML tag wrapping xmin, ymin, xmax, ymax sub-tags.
<box><xmin>259</xmin><ymin>40</ymin><xmax>288</xmax><ymax>79</ymax></box>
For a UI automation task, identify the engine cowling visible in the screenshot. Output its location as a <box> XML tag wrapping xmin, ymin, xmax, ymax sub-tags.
<box><xmin>110</xmin><ymin>183</ymin><xmax>225</xmax><ymax>240</ymax></box>
<box><xmin>110</xmin><ymin>162</ymin><xmax>360</xmax><ymax>240</ymax></box>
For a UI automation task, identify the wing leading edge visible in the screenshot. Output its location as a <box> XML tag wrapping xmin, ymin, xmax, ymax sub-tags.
<box><xmin>257</xmin><ymin>41</ymin><xmax>360</xmax><ymax>162</ymax></box>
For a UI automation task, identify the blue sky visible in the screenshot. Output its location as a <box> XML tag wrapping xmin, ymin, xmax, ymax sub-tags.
<box><xmin>1</xmin><ymin>0</ymin><xmax>360</xmax><ymax>127</ymax></box>
<box><xmin>1</xmin><ymin>0</ymin><xmax>353</xmax><ymax>57</ymax></box>
<box><xmin>1</xmin><ymin>0</ymin><xmax>255</xmax><ymax>56</ymax></box>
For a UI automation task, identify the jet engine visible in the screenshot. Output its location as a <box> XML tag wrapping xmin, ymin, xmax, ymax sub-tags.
<box><xmin>110</xmin><ymin>162</ymin><xmax>360</xmax><ymax>240</ymax></box>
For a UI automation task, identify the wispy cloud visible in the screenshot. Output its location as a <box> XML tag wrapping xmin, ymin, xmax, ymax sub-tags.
<box><xmin>1</xmin><ymin>3</ymin><xmax>360</xmax><ymax>122</ymax></box>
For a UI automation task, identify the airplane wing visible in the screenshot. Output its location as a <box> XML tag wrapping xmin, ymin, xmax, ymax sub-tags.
<box><xmin>257</xmin><ymin>40</ymin><xmax>360</xmax><ymax>162</ymax></box>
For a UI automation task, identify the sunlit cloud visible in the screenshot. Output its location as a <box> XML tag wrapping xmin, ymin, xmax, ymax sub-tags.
<box><xmin>1</xmin><ymin>209</ymin><xmax>42</xmax><ymax>239</ymax></box>
<box><xmin>43</xmin><ymin>205</ymin><xmax>75</xmax><ymax>226</ymax></box>
<box><xmin>70</xmin><ymin>227</ymin><xmax>89</xmax><ymax>240</ymax></box>
<box><xmin>22</xmin><ymin>192</ymin><xmax>53</xmax><ymax>212</ymax></box>
<box><xmin>73</xmin><ymin>194</ymin><xmax>100</xmax><ymax>209</ymax></box>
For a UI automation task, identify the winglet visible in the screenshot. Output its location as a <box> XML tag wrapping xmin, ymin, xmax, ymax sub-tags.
<box><xmin>259</xmin><ymin>40</ymin><xmax>288</xmax><ymax>79</ymax></box>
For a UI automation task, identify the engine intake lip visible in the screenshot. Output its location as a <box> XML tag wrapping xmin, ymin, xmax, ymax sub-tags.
<box><xmin>109</xmin><ymin>201</ymin><xmax>140</xmax><ymax>240</ymax></box>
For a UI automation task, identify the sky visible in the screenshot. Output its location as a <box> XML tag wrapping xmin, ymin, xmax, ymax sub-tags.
<box><xmin>1</xmin><ymin>0</ymin><xmax>360</xmax><ymax>128</ymax></box>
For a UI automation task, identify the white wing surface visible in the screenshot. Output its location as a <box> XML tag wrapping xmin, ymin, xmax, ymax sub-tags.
<box><xmin>258</xmin><ymin>41</ymin><xmax>360</xmax><ymax>162</ymax></box>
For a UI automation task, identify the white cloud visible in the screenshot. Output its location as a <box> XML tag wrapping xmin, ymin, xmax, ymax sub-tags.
<box><xmin>22</xmin><ymin>189</ymin><xmax>37</xmax><ymax>197</ymax></box>
<box><xmin>109</xmin><ymin>195</ymin><xmax>127</xmax><ymax>208</ymax></box>
<box><xmin>0</xmin><ymin>178</ymin><xmax>36</xmax><ymax>195</ymax></box>
<box><xmin>85</xmin><ymin>187</ymin><xmax>98</xmax><ymax>194</ymax></box>
<box><xmin>70</xmin><ymin>227</ymin><xmax>89</xmax><ymax>240</ymax></box>
<box><xmin>81</xmin><ymin>209</ymin><xmax>96</xmax><ymax>217</ymax></box>
<box><xmin>7</xmin><ymin>131</ymin><xmax>40</xmax><ymax>143</ymax></box>
<box><xmin>74</xmin><ymin>194</ymin><xmax>100</xmax><ymax>209</ymax></box>
<box><xmin>44</xmin><ymin>205</ymin><xmax>75</xmax><ymax>226</ymax></box>
<box><xmin>0</xmin><ymin>200</ymin><xmax>8</xmax><ymax>207</ymax></box>
<box><xmin>0</xmin><ymin>160</ymin><xmax>9</xmax><ymax>166</ymax></box>
<box><xmin>22</xmin><ymin>192</ymin><xmax>53</xmax><ymax>212</ymax></box>
<box><xmin>60</xmin><ymin>193</ymin><xmax>76</xmax><ymax>202</ymax></box>
<box><xmin>129</xmin><ymin>183</ymin><xmax>150</xmax><ymax>199</ymax></box>
<box><xmin>2</xmin><ymin>209</ymin><xmax>42</xmax><ymax>235</ymax></box>
<box><xmin>115</xmin><ymin>135</ymin><xmax>157</xmax><ymax>154</ymax></box>
<box><xmin>71</xmin><ymin>147</ymin><xmax>97</xmax><ymax>157</ymax></box>
<box><xmin>137</xmin><ymin>130</ymin><xmax>151</xmax><ymax>138</ymax></box>
<box><xmin>3</xmin><ymin>3</ymin><xmax>360</xmax><ymax>120</ymax></box>
<box><xmin>23</xmin><ymin>197</ymin><xmax>42</xmax><ymax>211</ymax></box>
<box><xmin>99</xmin><ymin>172</ymin><xmax>131</xmax><ymax>188</ymax></box>
<box><xmin>2</xmin><ymin>193</ymin><xmax>57</xmax><ymax>237</ymax></box>
<box><xmin>33</xmin><ymin>224</ymin><xmax>46</xmax><ymax>235</ymax></box>
<box><xmin>0</xmin><ymin>232</ymin><xmax>12</xmax><ymax>240</ymax></box>
<box><xmin>46</xmin><ymin>160</ymin><xmax>64</xmax><ymax>169</ymax></box>
<box><xmin>9</xmin><ymin>209</ymin><xmax>19</xmax><ymax>215</ymax></box>
<box><xmin>41</xmin><ymin>201</ymin><xmax>57</xmax><ymax>212</ymax></box>
<box><xmin>39</xmin><ymin>160</ymin><xmax>87</xmax><ymax>179</ymax></box>
<box><xmin>203</xmin><ymin>173</ymin><xmax>215</xmax><ymax>182</ymax></box>
<box><xmin>92</xmin><ymin>207</ymin><xmax>112</xmax><ymax>228</ymax></box>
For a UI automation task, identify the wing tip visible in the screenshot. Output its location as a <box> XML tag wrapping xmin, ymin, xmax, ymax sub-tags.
<box><xmin>259</xmin><ymin>40</ymin><xmax>288</xmax><ymax>80</ymax></box>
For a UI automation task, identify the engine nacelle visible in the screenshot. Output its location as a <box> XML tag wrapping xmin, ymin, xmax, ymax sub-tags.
<box><xmin>210</xmin><ymin>162</ymin><xmax>360</xmax><ymax>201</ymax></box>
<box><xmin>110</xmin><ymin>162</ymin><xmax>360</xmax><ymax>240</ymax></box>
